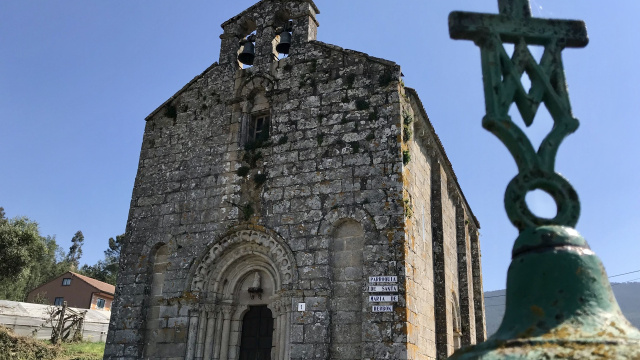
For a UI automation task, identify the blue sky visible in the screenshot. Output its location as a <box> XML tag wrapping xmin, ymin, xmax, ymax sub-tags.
<box><xmin>1</xmin><ymin>1</ymin><xmax>638</xmax><ymax>291</ymax></box>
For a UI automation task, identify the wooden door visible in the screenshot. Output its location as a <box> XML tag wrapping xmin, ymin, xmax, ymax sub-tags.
<box><xmin>239</xmin><ymin>305</ymin><xmax>273</xmax><ymax>360</ymax></box>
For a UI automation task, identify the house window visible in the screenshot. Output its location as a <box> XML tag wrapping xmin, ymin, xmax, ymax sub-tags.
<box><xmin>62</xmin><ymin>278</ymin><xmax>71</xmax><ymax>286</ymax></box>
<box><xmin>96</xmin><ymin>298</ymin><xmax>106</xmax><ymax>309</ymax></box>
<box><xmin>246</xmin><ymin>113</ymin><xmax>270</xmax><ymax>144</ymax></box>
<box><xmin>54</xmin><ymin>297</ymin><xmax>64</xmax><ymax>306</ymax></box>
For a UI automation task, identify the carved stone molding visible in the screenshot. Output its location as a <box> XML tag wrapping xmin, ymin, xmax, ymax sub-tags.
<box><xmin>191</xmin><ymin>230</ymin><xmax>295</xmax><ymax>292</ymax></box>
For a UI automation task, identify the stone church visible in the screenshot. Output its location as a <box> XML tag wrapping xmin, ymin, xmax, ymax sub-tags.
<box><xmin>105</xmin><ymin>1</ymin><xmax>486</xmax><ymax>359</ymax></box>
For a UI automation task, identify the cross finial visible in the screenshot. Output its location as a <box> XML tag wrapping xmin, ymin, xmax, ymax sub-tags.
<box><xmin>446</xmin><ymin>5</ymin><xmax>640</xmax><ymax>360</ymax></box>
<box><xmin>450</xmin><ymin>2</ymin><xmax>587</xmax><ymax>47</ymax></box>
<box><xmin>498</xmin><ymin>0</ymin><xmax>531</xmax><ymax>19</ymax></box>
<box><xmin>448</xmin><ymin>2</ymin><xmax>588</xmax><ymax>230</ymax></box>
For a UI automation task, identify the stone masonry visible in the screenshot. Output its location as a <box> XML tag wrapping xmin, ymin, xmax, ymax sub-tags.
<box><xmin>104</xmin><ymin>1</ymin><xmax>486</xmax><ymax>359</ymax></box>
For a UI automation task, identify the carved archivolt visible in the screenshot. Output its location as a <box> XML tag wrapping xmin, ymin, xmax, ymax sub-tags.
<box><xmin>191</xmin><ymin>230</ymin><xmax>295</xmax><ymax>293</ymax></box>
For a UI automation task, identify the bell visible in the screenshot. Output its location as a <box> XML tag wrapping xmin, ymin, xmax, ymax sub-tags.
<box><xmin>275</xmin><ymin>30</ymin><xmax>291</xmax><ymax>54</ymax></box>
<box><xmin>237</xmin><ymin>40</ymin><xmax>255</xmax><ymax>65</ymax></box>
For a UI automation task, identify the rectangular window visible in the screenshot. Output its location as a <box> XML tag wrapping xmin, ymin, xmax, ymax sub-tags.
<box><xmin>96</xmin><ymin>298</ymin><xmax>106</xmax><ymax>309</ymax></box>
<box><xmin>62</xmin><ymin>278</ymin><xmax>71</xmax><ymax>286</ymax></box>
<box><xmin>247</xmin><ymin>113</ymin><xmax>270</xmax><ymax>144</ymax></box>
<box><xmin>54</xmin><ymin>297</ymin><xmax>64</xmax><ymax>306</ymax></box>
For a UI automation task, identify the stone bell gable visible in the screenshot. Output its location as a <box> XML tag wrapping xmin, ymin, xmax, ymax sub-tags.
<box><xmin>217</xmin><ymin>0</ymin><xmax>319</xmax><ymax>67</ymax></box>
<box><xmin>104</xmin><ymin>0</ymin><xmax>485</xmax><ymax>359</ymax></box>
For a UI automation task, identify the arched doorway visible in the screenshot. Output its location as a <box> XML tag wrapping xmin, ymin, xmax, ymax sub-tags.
<box><xmin>186</xmin><ymin>229</ymin><xmax>296</xmax><ymax>360</ymax></box>
<box><xmin>239</xmin><ymin>305</ymin><xmax>274</xmax><ymax>360</ymax></box>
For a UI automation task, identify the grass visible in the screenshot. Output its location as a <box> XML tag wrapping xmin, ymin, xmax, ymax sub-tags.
<box><xmin>57</xmin><ymin>341</ymin><xmax>105</xmax><ymax>360</ymax></box>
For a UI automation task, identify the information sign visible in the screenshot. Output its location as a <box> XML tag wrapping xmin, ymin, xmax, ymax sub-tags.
<box><xmin>368</xmin><ymin>285</ymin><xmax>398</xmax><ymax>292</ymax></box>
<box><xmin>372</xmin><ymin>305</ymin><xmax>393</xmax><ymax>312</ymax></box>
<box><xmin>368</xmin><ymin>295</ymin><xmax>399</xmax><ymax>302</ymax></box>
<box><xmin>368</xmin><ymin>276</ymin><xmax>397</xmax><ymax>283</ymax></box>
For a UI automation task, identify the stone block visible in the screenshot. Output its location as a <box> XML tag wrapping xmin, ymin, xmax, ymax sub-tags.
<box><xmin>304</xmin><ymin>323</ymin><xmax>327</xmax><ymax>343</ymax></box>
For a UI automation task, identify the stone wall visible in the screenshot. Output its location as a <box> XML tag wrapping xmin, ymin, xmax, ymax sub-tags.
<box><xmin>329</xmin><ymin>220</ymin><xmax>364</xmax><ymax>358</ymax></box>
<box><xmin>402</xmin><ymin>92</ymin><xmax>435</xmax><ymax>360</ymax></box>
<box><xmin>403</xmin><ymin>89</ymin><xmax>484</xmax><ymax>359</ymax></box>
<box><xmin>106</xmin><ymin>19</ymin><xmax>409</xmax><ymax>360</ymax></box>
<box><xmin>105</xmin><ymin>1</ymin><xmax>484</xmax><ymax>359</ymax></box>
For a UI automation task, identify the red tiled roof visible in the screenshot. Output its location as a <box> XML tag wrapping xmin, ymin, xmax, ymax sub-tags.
<box><xmin>69</xmin><ymin>272</ymin><xmax>115</xmax><ymax>295</ymax></box>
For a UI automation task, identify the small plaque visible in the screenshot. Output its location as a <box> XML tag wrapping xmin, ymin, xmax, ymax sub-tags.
<box><xmin>368</xmin><ymin>285</ymin><xmax>398</xmax><ymax>292</ymax></box>
<box><xmin>368</xmin><ymin>295</ymin><xmax>399</xmax><ymax>302</ymax></box>
<box><xmin>372</xmin><ymin>305</ymin><xmax>393</xmax><ymax>312</ymax></box>
<box><xmin>369</xmin><ymin>276</ymin><xmax>397</xmax><ymax>283</ymax></box>
<box><xmin>297</xmin><ymin>303</ymin><xmax>305</xmax><ymax>311</ymax></box>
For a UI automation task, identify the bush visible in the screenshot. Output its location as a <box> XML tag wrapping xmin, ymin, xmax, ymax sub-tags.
<box><xmin>379</xmin><ymin>72</ymin><xmax>393</xmax><ymax>87</ymax></box>
<box><xmin>236</xmin><ymin>166</ymin><xmax>250</xmax><ymax>177</ymax></box>
<box><xmin>403</xmin><ymin>150</ymin><xmax>411</xmax><ymax>165</ymax></box>
<box><xmin>0</xmin><ymin>326</ymin><xmax>59</xmax><ymax>360</ymax></box>
<box><xmin>253</xmin><ymin>173</ymin><xmax>267</xmax><ymax>188</ymax></box>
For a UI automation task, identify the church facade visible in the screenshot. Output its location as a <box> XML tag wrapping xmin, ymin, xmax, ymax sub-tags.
<box><xmin>104</xmin><ymin>1</ymin><xmax>486</xmax><ymax>359</ymax></box>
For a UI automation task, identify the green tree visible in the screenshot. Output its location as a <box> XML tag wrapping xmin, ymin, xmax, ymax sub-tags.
<box><xmin>66</xmin><ymin>230</ymin><xmax>84</xmax><ymax>269</ymax></box>
<box><xmin>0</xmin><ymin>235</ymin><xmax>72</xmax><ymax>301</ymax></box>
<box><xmin>0</xmin><ymin>214</ymin><xmax>46</xmax><ymax>281</ymax></box>
<box><xmin>79</xmin><ymin>234</ymin><xmax>123</xmax><ymax>286</ymax></box>
<box><xmin>0</xmin><ymin>208</ymin><xmax>72</xmax><ymax>301</ymax></box>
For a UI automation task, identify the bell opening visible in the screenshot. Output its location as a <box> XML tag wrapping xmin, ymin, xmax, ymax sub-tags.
<box><xmin>274</xmin><ymin>20</ymin><xmax>293</xmax><ymax>59</ymax></box>
<box><xmin>275</xmin><ymin>31</ymin><xmax>291</xmax><ymax>55</ymax></box>
<box><xmin>238</xmin><ymin>31</ymin><xmax>257</xmax><ymax>68</ymax></box>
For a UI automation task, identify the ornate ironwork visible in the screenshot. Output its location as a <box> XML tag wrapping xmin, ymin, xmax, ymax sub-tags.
<box><xmin>448</xmin><ymin>1</ymin><xmax>640</xmax><ymax>358</ymax></box>
<box><xmin>450</xmin><ymin>0</ymin><xmax>587</xmax><ymax>231</ymax></box>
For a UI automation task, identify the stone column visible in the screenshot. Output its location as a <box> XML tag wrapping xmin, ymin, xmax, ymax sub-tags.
<box><xmin>455</xmin><ymin>202</ymin><xmax>475</xmax><ymax>346</ymax></box>
<box><xmin>203</xmin><ymin>308</ymin><xmax>218</xmax><ymax>360</ymax></box>
<box><xmin>267</xmin><ymin>299</ymin><xmax>282</xmax><ymax>359</ymax></box>
<box><xmin>228</xmin><ymin>305</ymin><xmax>248</xmax><ymax>360</ymax></box>
<box><xmin>185</xmin><ymin>310</ymin><xmax>200</xmax><ymax>360</ymax></box>
<box><xmin>195</xmin><ymin>308</ymin><xmax>207</xmax><ymax>359</ymax></box>
<box><xmin>213</xmin><ymin>307</ymin><xmax>225</xmax><ymax>360</ymax></box>
<box><xmin>218</xmin><ymin>24</ymin><xmax>242</xmax><ymax>67</ymax></box>
<box><xmin>283</xmin><ymin>300</ymin><xmax>292</xmax><ymax>360</ymax></box>
<box><xmin>470</xmin><ymin>230</ymin><xmax>487</xmax><ymax>342</ymax></box>
<box><xmin>278</xmin><ymin>312</ymin><xmax>286</xmax><ymax>360</ymax></box>
<box><xmin>218</xmin><ymin>305</ymin><xmax>234</xmax><ymax>360</ymax></box>
<box><xmin>430</xmin><ymin>162</ymin><xmax>449</xmax><ymax>360</ymax></box>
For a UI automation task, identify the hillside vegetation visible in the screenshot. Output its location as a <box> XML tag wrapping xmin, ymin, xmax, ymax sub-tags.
<box><xmin>0</xmin><ymin>326</ymin><xmax>104</xmax><ymax>360</ymax></box>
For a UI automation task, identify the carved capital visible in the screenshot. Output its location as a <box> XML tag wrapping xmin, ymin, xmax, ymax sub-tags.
<box><xmin>233</xmin><ymin>304</ymin><xmax>249</xmax><ymax>319</ymax></box>
<box><xmin>221</xmin><ymin>304</ymin><xmax>235</xmax><ymax>318</ymax></box>
<box><xmin>267</xmin><ymin>300</ymin><xmax>282</xmax><ymax>315</ymax></box>
<box><xmin>203</xmin><ymin>303</ymin><xmax>218</xmax><ymax>314</ymax></box>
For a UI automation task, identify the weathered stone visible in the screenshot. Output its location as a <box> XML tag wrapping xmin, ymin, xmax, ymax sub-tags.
<box><xmin>104</xmin><ymin>1</ymin><xmax>485</xmax><ymax>359</ymax></box>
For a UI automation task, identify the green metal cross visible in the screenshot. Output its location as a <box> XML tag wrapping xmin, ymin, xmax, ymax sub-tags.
<box><xmin>448</xmin><ymin>1</ymin><xmax>640</xmax><ymax>359</ymax></box>
<box><xmin>450</xmin><ymin>0</ymin><xmax>587</xmax><ymax>231</ymax></box>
